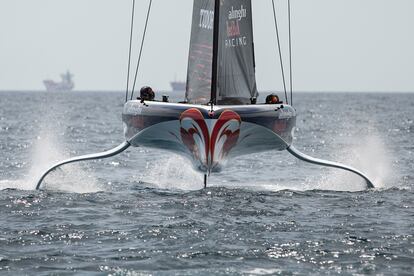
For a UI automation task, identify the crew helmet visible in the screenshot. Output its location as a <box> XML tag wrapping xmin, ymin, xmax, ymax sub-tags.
<box><xmin>140</xmin><ymin>86</ymin><xmax>155</xmax><ymax>101</ymax></box>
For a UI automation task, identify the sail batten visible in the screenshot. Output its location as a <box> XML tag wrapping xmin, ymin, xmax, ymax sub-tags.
<box><xmin>186</xmin><ymin>0</ymin><xmax>258</xmax><ymax>105</ymax></box>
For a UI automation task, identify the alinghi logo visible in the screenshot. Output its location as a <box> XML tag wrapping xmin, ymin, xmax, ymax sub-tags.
<box><xmin>228</xmin><ymin>5</ymin><xmax>247</xmax><ymax>21</ymax></box>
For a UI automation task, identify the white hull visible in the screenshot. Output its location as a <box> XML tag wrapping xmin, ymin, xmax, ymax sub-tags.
<box><xmin>123</xmin><ymin>101</ymin><xmax>296</xmax><ymax>173</ymax></box>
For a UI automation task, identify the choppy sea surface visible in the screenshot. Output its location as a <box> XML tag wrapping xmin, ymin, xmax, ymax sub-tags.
<box><xmin>0</xmin><ymin>91</ymin><xmax>413</xmax><ymax>275</ymax></box>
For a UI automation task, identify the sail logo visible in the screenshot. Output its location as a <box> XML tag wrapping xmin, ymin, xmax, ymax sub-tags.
<box><xmin>228</xmin><ymin>5</ymin><xmax>247</xmax><ymax>21</ymax></box>
<box><xmin>199</xmin><ymin>9</ymin><xmax>214</xmax><ymax>30</ymax></box>
<box><xmin>225</xmin><ymin>37</ymin><xmax>247</xmax><ymax>48</ymax></box>
<box><xmin>225</xmin><ymin>6</ymin><xmax>248</xmax><ymax>48</ymax></box>
<box><xmin>227</xmin><ymin>21</ymin><xmax>240</xmax><ymax>37</ymax></box>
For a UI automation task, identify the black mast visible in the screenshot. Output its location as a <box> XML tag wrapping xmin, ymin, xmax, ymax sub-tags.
<box><xmin>210</xmin><ymin>0</ymin><xmax>220</xmax><ymax>105</ymax></box>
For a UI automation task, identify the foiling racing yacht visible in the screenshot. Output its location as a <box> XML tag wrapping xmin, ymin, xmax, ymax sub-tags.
<box><xmin>36</xmin><ymin>0</ymin><xmax>374</xmax><ymax>190</ymax></box>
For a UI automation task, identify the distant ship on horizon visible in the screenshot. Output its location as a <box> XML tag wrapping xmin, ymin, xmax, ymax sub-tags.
<box><xmin>169</xmin><ymin>80</ymin><xmax>186</xmax><ymax>92</ymax></box>
<box><xmin>43</xmin><ymin>71</ymin><xmax>74</xmax><ymax>92</ymax></box>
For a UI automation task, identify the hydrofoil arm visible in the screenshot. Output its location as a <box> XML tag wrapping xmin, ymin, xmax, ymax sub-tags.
<box><xmin>35</xmin><ymin>141</ymin><xmax>131</xmax><ymax>190</ymax></box>
<box><xmin>287</xmin><ymin>145</ymin><xmax>374</xmax><ymax>189</ymax></box>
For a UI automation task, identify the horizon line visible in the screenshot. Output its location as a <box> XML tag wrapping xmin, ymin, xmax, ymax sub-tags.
<box><xmin>1</xmin><ymin>90</ymin><xmax>413</xmax><ymax>94</ymax></box>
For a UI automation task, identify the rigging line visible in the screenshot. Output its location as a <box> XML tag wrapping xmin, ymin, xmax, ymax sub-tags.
<box><xmin>130</xmin><ymin>0</ymin><xmax>153</xmax><ymax>100</ymax></box>
<box><xmin>271</xmin><ymin>0</ymin><xmax>289</xmax><ymax>104</ymax></box>
<box><xmin>125</xmin><ymin>0</ymin><xmax>136</xmax><ymax>103</ymax></box>
<box><xmin>288</xmin><ymin>0</ymin><xmax>293</xmax><ymax>106</ymax></box>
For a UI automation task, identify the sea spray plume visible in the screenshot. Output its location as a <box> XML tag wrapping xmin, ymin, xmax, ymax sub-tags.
<box><xmin>352</xmin><ymin>135</ymin><xmax>393</xmax><ymax>188</ymax></box>
<box><xmin>0</xmin><ymin>129</ymin><xmax>64</xmax><ymax>191</ymax></box>
<box><xmin>143</xmin><ymin>151</ymin><xmax>204</xmax><ymax>190</ymax></box>
<box><xmin>0</xmin><ymin>111</ymin><xmax>103</xmax><ymax>193</ymax></box>
<box><xmin>316</xmin><ymin>135</ymin><xmax>394</xmax><ymax>191</ymax></box>
<box><xmin>29</xmin><ymin>127</ymin><xmax>103</xmax><ymax>193</ymax></box>
<box><xmin>26</xmin><ymin>131</ymin><xmax>67</xmax><ymax>190</ymax></box>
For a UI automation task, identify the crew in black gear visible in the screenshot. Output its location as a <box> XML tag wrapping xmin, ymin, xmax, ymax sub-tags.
<box><xmin>139</xmin><ymin>86</ymin><xmax>155</xmax><ymax>101</ymax></box>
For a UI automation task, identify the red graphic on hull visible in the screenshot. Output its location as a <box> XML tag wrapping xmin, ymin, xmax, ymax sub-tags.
<box><xmin>180</xmin><ymin>108</ymin><xmax>241</xmax><ymax>170</ymax></box>
<box><xmin>179</xmin><ymin>108</ymin><xmax>210</xmax><ymax>165</ymax></box>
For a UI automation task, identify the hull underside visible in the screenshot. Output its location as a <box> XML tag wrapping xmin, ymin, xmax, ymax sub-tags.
<box><xmin>122</xmin><ymin>101</ymin><xmax>296</xmax><ymax>173</ymax></box>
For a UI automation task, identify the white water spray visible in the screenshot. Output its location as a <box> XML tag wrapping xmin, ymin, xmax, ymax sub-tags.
<box><xmin>0</xmin><ymin>124</ymin><xmax>102</xmax><ymax>193</ymax></box>
<box><xmin>315</xmin><ymin>134</ymin><xmax>394</xmax><ymax>191</ymax></box>
<box><xmin>144</xmin><ymin>152</ymin><xmax>204</xmax><ymax>190</ymax></box>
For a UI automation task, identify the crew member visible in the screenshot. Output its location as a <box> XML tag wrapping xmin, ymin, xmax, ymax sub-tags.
<box><xmin>265</xmin><ymin>94</ymin><xmax>282</xmax><ymax>104</ymax></box>
<box><xmin>138</xmin><ymin>86</ymin><xmax>155</xmax><ymax>101</ymax></box>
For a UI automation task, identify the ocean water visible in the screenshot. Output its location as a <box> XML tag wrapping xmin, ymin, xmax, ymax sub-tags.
<box><xmin>0</xmin><ymin>91</ymin><xmax>413</xmax><ymax>275</ymax></box>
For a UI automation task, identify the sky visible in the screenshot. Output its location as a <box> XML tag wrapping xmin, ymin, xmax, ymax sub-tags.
<box><xmin>1</xmin><ymin>0</ymin><xmax>413</xmax><ymax>92</ymax></box>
